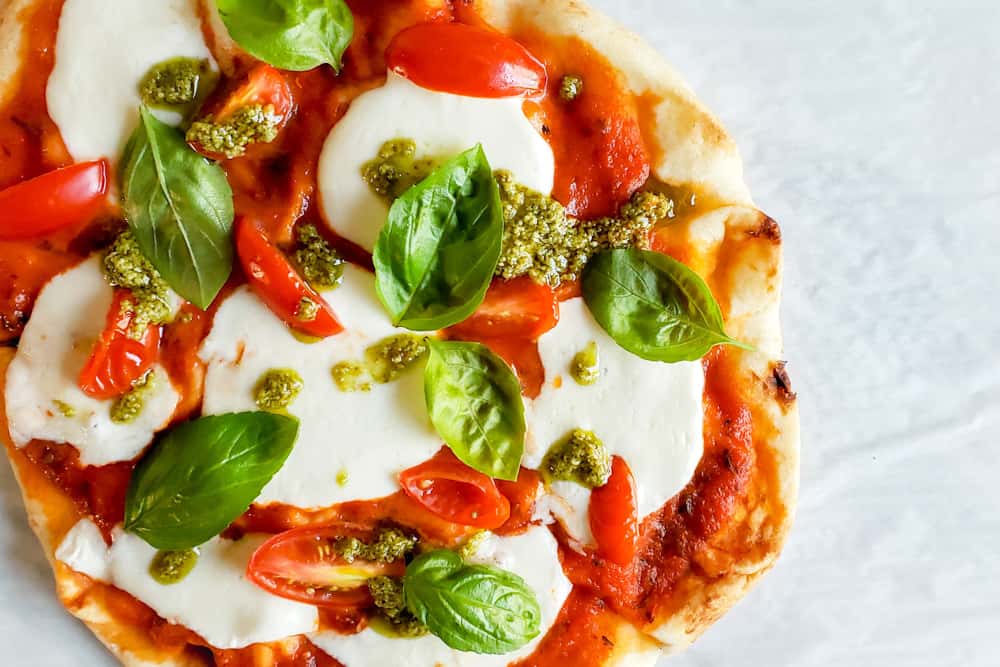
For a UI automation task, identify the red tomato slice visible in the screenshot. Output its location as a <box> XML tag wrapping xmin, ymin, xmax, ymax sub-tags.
<box><xmin>235</xmin><ymin>218</ymin><xmax>343</xmax><ymax>338</ymax></box>
<box><xmin>473</xmin><ymin>336</ymin><xmax>545</xmax><ymax>400</ymax></box>
<box><xmin>0</xmin><ymin>160</ymin><xmax>108</xmax><ymax>241</ymax></box>
<box><xmin>386</xmin><ymin>22</ymin><xmax>547</xmax><ymax>98</ymax></box>
<box><xmin>447</xmin><ymin>276</ymin><xmax>558</xmax><ymax>341</ymax></box>
<box><xmin>78</xmin><ymin>290</ymin><xmax>162</xmax><ymax>400</ymax></box>
<box><xmin>247</xmin><ymin>524</ymin><xmax>405</xmax><ymax>608</ymax></box>
<box><xmin>399</xmin><ymin>448</ymin><xmax>512</xmax><ymax>529</ymax></box>
<box><xmin>589</xmin><ymin>456</ymin><xmax>639</xmax><ymax>567</ymax></box>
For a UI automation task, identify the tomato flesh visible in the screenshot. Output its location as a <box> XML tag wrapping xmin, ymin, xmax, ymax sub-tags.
<box><xmin>247</xmin><ymin>524</ymin><xmax>404</xmax><ymax>608</ymax></box>
<box><xmin>589</xmin><ymin>456</ymin><xmax>639</xmax><ymax>566</ymax></box>
<box><xmin>0</xmin><ymin>159</ymin><xmax>108</xmax><ymax>240</ymax></box>
<box><xmin>386</xmin><ymin>22</ymin><xmax>547</xmax><ymax>98</ymax></box>
<box><xmin>399</xmin><ymin>448</ymin><xmax>511</xmax><ymax>529</ymax></box>
<box><xmin>447</xmin><ymin>276</ymin><xmax>558</xmax><ymax>341</ymax></box>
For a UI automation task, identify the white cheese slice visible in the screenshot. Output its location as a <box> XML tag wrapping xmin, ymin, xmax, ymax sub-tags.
<box><xmin>4</xmin><ymin>257</ymin><xmax>180</xmax><ymax>466</ymax></box>
<box><xmin>199</xmin><ymin>265</ymin><xmax>442</xmax><ymax>508</ymax></box>
<box><xmin>527</xmin><ymin>298</ymin><xmax>705</xmax><ymax>546</ymax></box>
<box><xmin>56</xmin><ymin>521</ymin><xmax>318</xmax><ymax>649</ymax></box>
<box><xmin>47</xmin><ymin>0</ymin><xmax>214</xmax><ymax>163</ymax></box>
<box><xmin>317</xmin><ymin>72</ymin><xmax>555</xmax><ymax>253</ymax></box>
<box><xmin>310</xmin><ymin>526</ymin><xmax>571</xmax><ymax>666</ymax></box>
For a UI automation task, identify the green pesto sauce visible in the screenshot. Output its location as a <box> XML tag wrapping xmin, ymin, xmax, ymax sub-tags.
<box><xmin>295</xmin><ymin>297</ymin><xmax>320</xmax><ymax>323</ymax></box>
<box><xmin>332</xmin><ymin>361</ymin><xmax>372</xmax><ymax>393</ymax></box>
<box><xmin>364</xmin><ymin>334</ymin><xmax>428</xmax><ymax>384</ymax></box>
<box><xmin>335</xmin><ymin>528</ymin><xmax>417</xmax><ymax>564</ymax></box>
<box><xmin>294</xmin><ymin>224</ymin><xmax>344</xmax><ymax>291</ymax></box>
<box><xmin>495</xmin><ymin>170</ymin><xmax>675</xmax><ymax>287</ymax></box>
<box><xmin>254</xmin><ymin>369</ymin><xmax>304</xmax><ymax>411</ymax></box>
<box><xmin>139</xmin><ymin>58</ymin><xmax>211</xmax><ymax>109</ymax></box>
<box><xmin>457</xmin><ymin>531</ymin><xmax>489</xmax><ymax>561</ymax></box>
<box><xmin>103</xmin><ymin>231</ymin><xmax>172</xmax><ymax>339</ymax></box>
<box><xmin>336</xmin><ymin>468</ymin><xmax>350</xmax><ymax>487</ymax></box>
<box><xmin>541</xmin><ymin>429</ymin><xmax>611</xmax><ymax>489</ymax></box>
<box><xmin>186</xmin><ymin>104</ymin><xmax>280</xmax><ymax>159</ymax></box>
<box><xmin>362</xmin><ymin>139</ymin><xmax>435</xmax><ymax>202</ymax></box>
<box><xmin>559</xmin><ymin>75</ymin><xmax>584</xmax><ymax>101</ymax></box>
<box><xmin>149</xmin><ymin>548</ymin><xmax>198</xmax><ymax>585</ymax></box>
<box><xmin>110</xmin><ymin>373</ymin><xmax>155</xmax><ymax>424</ymax></box>
<box><xmin>570</xmin><ymin>341</ymin><xmax>600</xmax><ymax>386</ymax></box>
<box><xmin>53</xmin><ymin>400</ymin><xmax>76</xmax><ymax>418</ymax></box>
<box><xmin>368</xmin><ymin>576</ymin><xmax>429</xmax><ymax>637</ymax></box>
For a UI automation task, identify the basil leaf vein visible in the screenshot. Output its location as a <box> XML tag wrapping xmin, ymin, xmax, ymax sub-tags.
<box><xmin>124</xmin><ymin>412</ymin><xmax>299</xmax><ymax>550</ymax></box>
<box><xmin>582</xmin><ymin>248</ymin><xmax>750</xmax><ymax>362</ymax></box>
<box><xmin>404</xmin><ymin>550</ymin><xmax>541</xmax><ymax>654</ymax></box>
<box><xmin>120</xmin><ymin>107</ymin><xmax>234</xmax><ymax>309</ymax></box>
<box><xmin>374</xmin><ymin>145</ymin><xmax>503</xmax><ymax>331</ymax></box>
<box><xmin>216</xmin><ymin>0</ymin><xmax>354</xmax><ymax>72</ymax></box>
<box><xmin>424</xmin><ymin>340</ymin><xmax>525</xmax><ymax>481</ymax></box>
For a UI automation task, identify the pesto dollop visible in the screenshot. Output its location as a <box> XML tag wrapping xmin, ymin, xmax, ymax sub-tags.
<box><xmin>53</xmin><ymin>400</ymin><xmax>76</xmax><ymax>418</ymax></box>
<box><xmin>294</xmin><ymin>224</ymin><xmax>344</xmax><ymax>290</ymax></box>
<box><xmin>110</xmin><ymin>373</ymin><xmax>155</xmax><ymax>424</ymax></box>
<box><xmin>103</xmin><ymin>231</ymin><xmax>173</xmax><ymax>339</ymax></box>
<box><xmin>335</xmin><ymin>527</ymin><xmax>417</xmax><ymax>564</ymax></box>
<box><xmin>570</xmin><ymin>341</ymin><xmax>600</xmax><ymax>386</ymax></box>
<box><xmin>253</xmin><ymin>369</ymin><xmax>304</xmax><ymax>411</ymax></box>
<box><xmin>186</xmin><ymin>104</ymin><xmax>281</xmax><ymax>159</ymax></box>
<box><xmin>368</xmin><ymin>575</ymin><xmax>429</xmax><ymax>637</ymax></box>
<box><xmin>541</xmin><ymin>429</ymin><xmax>612</xmax><ymax>489</ymax></box>
<box><xmin>457</xmin><ymin>531</ymin><xmax>489</xmax><ymax>561</ymax></box>
<box><xmin>295</xmin><ymin>297</ymin><xmax>320</xmax><ymax>323</ymax></box>
<box><xmin>362</xmin><ymin>139</ymin><xmax>435</xmax><ymax>202</ymax></box>
<box><xmin>149</xmin><ymin>548</ymin><xmax>198</xmax><ymax>585</ymax></box>
<box><xmin>139</xmin><ymin>57</ymin><xmax>210</xmax><ymax>109</ymax></box>
<box><xmin>559</xmin><ymin>75</ymin><xmax>584</xmax><ymax>101</ymax></box>
<box><xmin>364</xmin><ymin>334</ymin><xmax>428</xmax><ymax>384</ymax></box>
<box><xmin>331</xmin><ymin>361</ymin><xmax>372</xmax><ymax>393</ymax></box>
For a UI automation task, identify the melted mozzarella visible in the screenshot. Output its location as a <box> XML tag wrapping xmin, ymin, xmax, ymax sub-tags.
<box><xmin>317</xmin><ymin>72</ymin><xmax>555</xmax><ymax>253</ymax></box>
<box><xmin>56</xmin><ymin>521</ymin><xmax>318</xmax><ymax>649</ymax></box>
<box><xmin>199</xmin><ymin>265</ymin><xmax>442</xmax><ymax>508</ymax></box>
<box><xmin>47</xmin><ymin>0</ymin><xmax>213</xmax><ymax>162</ymax></box>
<box><xmin>527</xmin><ymin>298</ymin><xmax>705</xmax><ymax>546</ymax></box>
<box><xmin>4</xmin><ymin>258</ymin><xmax>180</xmax><ymax>466</ymax></box>
<box><xmin>310</xmin><ymin>526</ymin><xmax>571</xmax><ymax>666</ymax></box>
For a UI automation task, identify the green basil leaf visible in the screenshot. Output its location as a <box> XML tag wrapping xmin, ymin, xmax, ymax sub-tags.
<box><xmin>424</xmin><ymin>340</ymin><xmax>524</xmax><ymax>481</ymax></box>
<box><xmin>120</xmin><ymin>107</ymin><xmax>235</xmax><ymax>309</ymax></box>
<box><xmin>215</xmin><ymin>0</ymin><xmax>354</xmax><ymax>72</ymax></box>
<box><xmin>404</xmin><ymin>550</ymin><xmax>541</xmax><ymax>654</ymax></box>
<box><xmin>581</xmin><ymin>248</ymin><xmax>750</xmax><ymax>362</ymax></box>
<box><xmin>373</xmin><ymin>145</ymin><xmax>503</xmax><ymax>331</ymax></box>
<box><xmin>124</xmin><ymin>412</ymin><xmax>298</xmax><ymax>550</ymax></box>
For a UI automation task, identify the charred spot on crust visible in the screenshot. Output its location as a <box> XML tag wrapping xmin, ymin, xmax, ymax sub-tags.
<box><xmin>767</xmin><ymin>361</ymin><xmax>796</xmax><ymax>406</ymax></box>
<box><xmin>747</xmin><ymin>214</ymin><xmax>781</xmax><ymax>243</ymax></box>
<box><xmin>600</xmin><ymin>635</ymin><xmax>615</xmax><ymax>647</ymax></box>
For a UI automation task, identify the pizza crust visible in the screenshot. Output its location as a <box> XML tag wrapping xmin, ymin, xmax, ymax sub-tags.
<box><xmin>0</xmin><ymin>0</ymin><xmax>798</xmax><ymax>664</ymax></box>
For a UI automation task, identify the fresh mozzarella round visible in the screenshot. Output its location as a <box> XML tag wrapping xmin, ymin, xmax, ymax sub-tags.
<box><xmin>4</xmin><ymin>258</ymin><xmax>180</xmax><ymax>466</ymax></box>
<box><xmin>199</xmin><ymin>265</ymin><xmax>442</xmax><ymax>509</ymax></box>
<box><xmin>527</xmin><ymin>298</ymin><xmax>705</xmax><ymax>546</ymax></box>
<box><xmin>317</xmin><ymin>72</ymin><xmax>555</xmax><ymax>253</ymax></box>
<box><xmin>47</xmin><ymin>0</ymin><xmax>214</xmax><ymax>163</ymax></box>
<box><xmin>56</xmin><ymin>521</ymin><xmax>318</xmax><ymax>649</ymax></box>
<box><xmin>310</xmin><ymin>526</ymin><xmax>571</xmax><ymax>666</ymax></box>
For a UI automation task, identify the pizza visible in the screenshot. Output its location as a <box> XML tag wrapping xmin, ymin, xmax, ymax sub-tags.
<box><xmin>0</xmin><ymin>0</ymin><xmax>800</xmax><ymax>665</ymax></box>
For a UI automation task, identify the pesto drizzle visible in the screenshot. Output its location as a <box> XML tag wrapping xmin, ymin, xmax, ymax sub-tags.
<box><xmin>541</xmin><ymin>429</ymin><xmax>612</xmax><ymax>489</ymax></box>
<box><xmin>149</xmin><ymin>548</ymin><xmax>198</xmax><ymax>585</ymax></box>
<box><xmin>253</xmin><ymin>369</ymin><xmax>304</xmax><ymax>411</ymax></box>
<box><xmin>103</xmin><ymin>231</ymin><xmax>173</xmax><ymax>339</ymax></box>
<box><xmin>110</xmin><ymin>372</ymin><xmax>155</xmax><ymax>424</ymax></box>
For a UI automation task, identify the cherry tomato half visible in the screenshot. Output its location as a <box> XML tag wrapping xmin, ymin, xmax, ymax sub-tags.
<box><xmin>247</xmin><ymin>524</ymin><xmax>405</xmax><ymax>608</ymax></box>
<box><xmin>589</xmin><ymin>455</ymin><xmax>639</xmax><ymax>567</ymax></box>
<box><xmin>0</xmin><ymin>159</ymin><xmax>108</xmax><ymax>241</ymax></box>
<box><xmin>78</xmin><ymin>290</ymin><xmax>162</xmax><ymax>400</ymax></box>
<box><xmin>386</xmin><ymin>22</ymin><xmax>547</xmax><ymax>98</ymax></box>
<box><xmin>399</xmin><ymin>448</ymin><xmax>511</xmax><ymax>529</ymax></box>
<box><xmin>235</xmin><ymin>217</ymin><xmax>343</xmax><ymax>339</ymax></box>
<box><xmin>447</xmin><ymin>276</ymin><xmax>558</xmax><ymax>341</ymax></box>
<box><xmin>472</xmin><ymin>336</ymin><xmax>545</xmax><ymax>400</ymax></box>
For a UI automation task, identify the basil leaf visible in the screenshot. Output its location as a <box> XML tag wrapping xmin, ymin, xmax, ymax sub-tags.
<box><xmin>582</xmin><ymin>248</ymin><xmax>749</xmax><ymax>362</ymax></box>
<box><xmin>216</xmin><ymin>0</ymin><xmax>354</xmax><ymax>72</ymax></box>
<box><xmin>404</xmin><ymin>550</ymin><xmax>541</xmax><ymax>654</ymax></box>
<box><xmin>124</xmin><ymin>412</ymin><xmax>298</xmax><ymax>550</ymax></box>
<box><xmin>373</xmin><ymin>145</ymin><xmax>503</xmax><ymax>331</ymax></box>
<box><xmin>424</xmin><ymin>340</ymin><xmax>524</xmax><ymax>481</ymax></box>
<box><xmin>120</xmin><ymin>107</ymin><xmax>235</xmax><ymax>309</ymax></box>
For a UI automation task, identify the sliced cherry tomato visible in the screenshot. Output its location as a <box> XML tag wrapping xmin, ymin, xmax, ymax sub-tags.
<box><xmin>247</xmin><ymin>524</ymin><xmax>405</xmax><ymax>608</ymax></box>
<box><xmin>0</xmin><ymin>159</ymin><xmax>108</xmax><ymax>240</ymax></box>
<box><xmin>473</xmin><ymin>336</ymin><xmax>545</xmax><ymax>400</ymax></box>
<box><xmin>235</xmin><ymin>217</ymin><xmax>343</xmax><ymax>338</ymax></box>
<box><xmin>399</xmin><ymin>448</ymin><xmax>511</xmax><ymax>529</ymax></box>
<box><xmin>495</xmin><ymin>468</ymin><xmax>542</xmax><ymax>534</ymax></box>
<box><xmin>589</xmin><ymin>456</ymin><xmax>639</xmax><ymax>567</ymax></box>
<box><xmin>447</xmin><ymin>277</ymin><xmax>558</xmax><ymax>341</ymax></box>
<box><xmin>386</xmin><ymin>22</ymin><xmax>547</xmax><ymax>98</ymax></box>
<box><xmin>78</xmin><ymin>290</ymin><xmax>162</xmax><ymax>400</ymax></box>
<box><xmin>0</xmin><ymin>242</ymin><xmax>75</xmax><ymax>343</ymax></box>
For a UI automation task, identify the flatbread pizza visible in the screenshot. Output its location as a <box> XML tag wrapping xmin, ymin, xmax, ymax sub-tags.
<box><xmin>0</xmin><ymin>1</ymin><xmax>799</xmax><ymax>665</ymax></box>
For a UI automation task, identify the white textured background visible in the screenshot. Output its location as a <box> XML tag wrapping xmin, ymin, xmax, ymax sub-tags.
<box><xmin>2</xmin><ymin>1</ymin><xmax>999</xmax><ymax>665</ymax></box>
